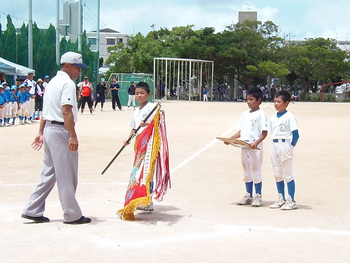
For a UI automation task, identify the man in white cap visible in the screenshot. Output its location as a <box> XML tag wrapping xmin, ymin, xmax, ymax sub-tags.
<box><xmin>22</xmin><ymin>51</ymin><xmax>91</xmax><ymax>224</ymax></box>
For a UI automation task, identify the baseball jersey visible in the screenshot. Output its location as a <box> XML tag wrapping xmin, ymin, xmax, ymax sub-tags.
<box><xmin>0</xmin><ymin>92</ymin><xmax>6</xmax><ymax>106</ymax></box>
<box><xmin>239</xmin><ymin>109</ymin><xmax>268</xmax><ymax>141</ymax></box>
<box><xmin>269</xmin><ymin>111</ymin><xmax>298</xmax><ymax>140</ymax></box>
<box><xmin>42</xmin><ymin>71</ymin><xmax>78</xmax><ymax>123</ymax></box>
<box><xmin>24</xmin><ymin>79</ymin><xmax>37</xmax><ymax>95</ymax></box>
<box><xmin>130</xmin><ymin>102</ymin><xmax>156</xmax><ymax>134</ymax></box>
<box><xmin>17</xmin><ymin>91</ymin><xmax>26</xmax><ymax>104</ymax></box>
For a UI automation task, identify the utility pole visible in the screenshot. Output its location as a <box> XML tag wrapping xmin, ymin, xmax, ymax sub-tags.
<box><xmin>28</xmin><ymin>0</ymin><xmax>33</xmax><ymax>68</ymax></box>
<box><xmin>96</xmin><ymin>0</ymin><xmax>100</xmax><ymax>82</ymax></box>
<box><xmin>56</xmin><ymin>0</ymin><xmax>60</xmax><ymax>65</ymax></box>
<box><xmin>78</xmin><ymin>0</ymin><xmax>82</xmax><ymax>52</ymax></box>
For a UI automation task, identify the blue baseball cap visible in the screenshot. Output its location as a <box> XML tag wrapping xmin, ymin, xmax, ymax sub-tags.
<box><xmin>11</xmin><ymin>85</ymin><xmax>17</xmax><ymax>90</ymax></box>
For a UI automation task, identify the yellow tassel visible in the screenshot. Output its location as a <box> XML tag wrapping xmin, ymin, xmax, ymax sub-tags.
<box><xmin>117</xmin><ymin>196</ymin><xmax>152</xmax><ymax>220</ymax></box>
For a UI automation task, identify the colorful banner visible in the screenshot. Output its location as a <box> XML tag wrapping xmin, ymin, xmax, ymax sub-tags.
<box><xmin>118</xmin><ymin>108</ymin><xmax>170</xmax><ymax>220</ymax></box>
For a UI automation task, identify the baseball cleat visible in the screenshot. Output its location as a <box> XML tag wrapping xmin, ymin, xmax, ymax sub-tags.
<box><xmin>281</xmin><ymin>196</ymin><xmax>297</xmax><ymax>210</ymax></box>
<box><xmin>270</xmin><ymin>193</ymin><xmax>286</xmax><ymax>209</ymax></box>
<box><xmin>237</xmin><ymin>193</ymin><xmax>253</xmax><ymax>205</ymax></box>
<box><xmin>252</xmin><ymin>194</ymin><xmax>262</xmax><ymax>207</ymax></box>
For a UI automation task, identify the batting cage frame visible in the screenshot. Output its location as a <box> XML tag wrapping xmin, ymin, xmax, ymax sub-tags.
<box><xmin>153</xmin><ymin>57</ymin><xmax>214</xmax><ymax>101</ymax></box>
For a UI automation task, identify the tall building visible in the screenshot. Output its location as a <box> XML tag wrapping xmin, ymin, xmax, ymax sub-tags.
<box><xmin>59</xmin><ymin>1</ymin><xmax>81</xmax><ymax>43</ymax></box>
<box><xmin>238</xmin><ymin>11</ymin><xmax>257</xmax><ymax>23</ymax></box>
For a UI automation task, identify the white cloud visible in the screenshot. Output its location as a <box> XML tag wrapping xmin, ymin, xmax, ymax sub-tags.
<box><xmin>2</xmin><ymin>0</ymin><xmax>350</xmax><ymax>41</ymax></box>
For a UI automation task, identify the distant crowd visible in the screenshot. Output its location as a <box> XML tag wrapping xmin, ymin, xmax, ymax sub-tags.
<box><xmin>0</xmin><ymin>72</ymin><xmax>49</xmax><ymax>127</ymax></box>
<box><xmin>0</xmin><ymin>72</ymin><xmax>138</xmax><ymax>127</ymax></box>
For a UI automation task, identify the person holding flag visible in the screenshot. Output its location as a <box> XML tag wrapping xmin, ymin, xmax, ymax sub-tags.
<box><xmin>118</xmin><ymin>82</ymin><xmax>170</xmax><ymax>220</ymax></box>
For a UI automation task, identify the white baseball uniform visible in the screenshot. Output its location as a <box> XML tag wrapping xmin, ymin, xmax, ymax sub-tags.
<box><xmin>269</xmin><ymin>111</ymin><xmax>298</xmax><ymax>183</ymax></box>
<box><xmin>238</xmin><ymin>109</ymin><xmax>268</xmax><ymax>183</ymax></box>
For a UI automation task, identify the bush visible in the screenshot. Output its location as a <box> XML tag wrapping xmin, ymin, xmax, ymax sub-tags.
<box><xmin>324</xmin><ymin>94</ymin><xmax>336</xmax><ymax>102</ymax></box>
<box><xmin>310</xmin><ymin>95</ymin><xmax>320</xmax><ymax>102</ymax></box>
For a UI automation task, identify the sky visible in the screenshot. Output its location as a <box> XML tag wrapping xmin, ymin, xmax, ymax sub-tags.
<box><xmin>1</xmin><ymin>0</ymin><xmax>350</xmax><ymax>41</ymax></box>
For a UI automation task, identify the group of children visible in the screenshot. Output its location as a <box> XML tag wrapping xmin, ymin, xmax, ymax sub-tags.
<box><xmin>0</xmin><ymin>76</ymin><xmax>48</xmax><ymax>127</ymax></box>
<box><xmin>227</xmin><ymin>88</ymin><xmax>299</xmax><ymax>210</ymax></box>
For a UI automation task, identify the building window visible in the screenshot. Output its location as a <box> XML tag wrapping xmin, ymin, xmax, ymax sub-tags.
<box><xmin>106</xmin><ymin>38</ymin><xmax>116</xmax><ymax>45</ymax></box>
<box><xmin>117</xmin><ymin>38</ymin><xmax>123</xmax><ymax>43</ymax></box>
<box><xmin>89</xmin><ymin>38</ymin><xmax>96</xmax><ymax>45</ymax></box>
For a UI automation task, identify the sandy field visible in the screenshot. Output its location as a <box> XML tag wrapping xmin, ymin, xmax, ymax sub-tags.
<box><xmin>1</xmin><ymin>100</ymin><xmax>350</xmax><ymax>263</ymax></box>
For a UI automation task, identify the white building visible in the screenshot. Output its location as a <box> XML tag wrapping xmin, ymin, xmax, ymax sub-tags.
<box><xmin>86</xmin><ymin>28</ymin><xmax>128</xmax><ymax>66</ymax></box>
<box><xmin>59</xmin><ymin>1</ymin><xmax>80</xmax><ymax>43</ymax></box>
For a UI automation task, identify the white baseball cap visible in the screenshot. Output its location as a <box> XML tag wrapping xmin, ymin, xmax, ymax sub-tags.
<box><xmin>60</xmin><ymin>51</ymin><xmax>88</xmax><ymax>69</ymax></box>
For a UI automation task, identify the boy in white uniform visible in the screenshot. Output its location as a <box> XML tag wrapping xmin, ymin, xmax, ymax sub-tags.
<box><xmin>226</xmin><ymin>88</ymin><xmax>268</xmax><ymax>207</ymax></box>
<box><xmin>269</xmin><ymin>90</ymin><xmax>299</xmax><ymax>210</ymax></box>
<box><xmin>123</xmin><ymin>82</ymin><xmax>156</xmax><ymax>211</ymax></box>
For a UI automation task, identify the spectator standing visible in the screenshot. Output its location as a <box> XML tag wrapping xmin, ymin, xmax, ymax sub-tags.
<box><xmin>127</xmin><ymin>81</ymin><xmax>136</xmax><ymax>110</ymax></box>
<box><xmin>110</xmin><ymin>77</ymin><xmax>122</xmax><ymax>111</ymax></box>
<box><xmin>24</xmin><ymin>72</ymin><xmax>36</xmax><ymax>121</ymax></box>
<box><xmin>0</xmin><ymin>85</ymin><xmax>7</xmax><ymax>127</ymax></box>
<box><xmin>17</xmin><ymin>84</ymin><xmax>27</xmax><ymax>125</ymax></box>
<box><xmin>34</xmin><ymin>78</ymin><xmax>45</xmax><ymax>120</ymax></box>
<box><xmin>2</xmin><ymin>83</ymin><xmax>11</xmax><ymax>126</ymax></box>
<box><xmin>8</xmin><ymin>85</ymin><xmax>18</xmax><ymax>125</ymax></box>
<box><xmin>42</xmin><ymin>75</ymin><xmax>50</xmax><ymax>89</ymax></box>
<box><xmin>78</xmin><ymin>77</ymin><xmax>94</xmax><ymax>114</ymax></box>
<box><xmin>203</xmin><ymin>88</ymin><xmax>209</xmax><ymax>102</ymax></box>
<box><xmin>94</xmin><ymin>78</ymin><xmax>107</xmax><ymax>111</ymax></box>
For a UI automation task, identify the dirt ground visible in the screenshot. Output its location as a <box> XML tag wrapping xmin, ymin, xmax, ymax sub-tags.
<box><xmin>1</xmin><ymin>100</ymin><xmax>350</xmax><ymax>263</ymax></box>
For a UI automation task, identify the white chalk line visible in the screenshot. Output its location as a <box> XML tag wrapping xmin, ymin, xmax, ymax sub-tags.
<box><xmin>83</xmin><ymin>223</ymin><xmax>350</xmax><ymax>249</ymax></box>
<box><xmin>170</xmin><ymin>103</ymin><xmax>270</xmax><ymax>174</ymax></box>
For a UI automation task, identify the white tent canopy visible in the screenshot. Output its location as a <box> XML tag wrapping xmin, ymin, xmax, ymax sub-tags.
<box><xmin>0</xmin><ymin>57</ymin><xmax>35</xmax><ymax>76</ymax></box>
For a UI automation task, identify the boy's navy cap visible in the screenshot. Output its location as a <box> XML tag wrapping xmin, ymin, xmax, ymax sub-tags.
<box><xmin>60</xmin><ymin>51</ymin><xmax>88</xmax><ymax>69</ymax></box>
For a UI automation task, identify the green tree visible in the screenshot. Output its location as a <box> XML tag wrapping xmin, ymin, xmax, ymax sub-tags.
<box><xmin>1</xmin><ymin>15</ymin><xmax>16</xmax><ymax>61</ymax></box>
<box><xmin>16</xmin><ymin>24</ymin><xmax>28</xmax><ymax>67</ymax></box>
<box><xmin>216</xmin><ymin>21</ymin><xmax>283</xmax><ymax>88</ymax></box>
<box><xmin>282</xmin><ymin>38</ymin><xmax>350</xmax><ymax>95</ymax></box>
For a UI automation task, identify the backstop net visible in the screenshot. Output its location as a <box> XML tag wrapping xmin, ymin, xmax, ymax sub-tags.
<box><xmin>107</xmin><ymin>73</ymin><xmax>154</xmax><ymax>106</ymax></box>
<box><xmin>154</xmin><ymin>57</ymin><xmax>214</xmax><ymax>101</ymax></box>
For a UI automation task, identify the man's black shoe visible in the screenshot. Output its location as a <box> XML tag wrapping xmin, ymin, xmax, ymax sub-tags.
<box><xmin>21</xmin><ymin>214</ymin><xmax>50</xmax><ymax>223</ymax></box>
<box><xmin>63</xmin><ymin>216</ymin><xmax>91</xmax><ymax>225</ymax></box>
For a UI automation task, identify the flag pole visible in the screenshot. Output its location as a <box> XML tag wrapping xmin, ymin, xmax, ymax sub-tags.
<box><xmin>101</xmin><ymin>102</ymin><xmax>160</xmax><ymax>175</ymax></box>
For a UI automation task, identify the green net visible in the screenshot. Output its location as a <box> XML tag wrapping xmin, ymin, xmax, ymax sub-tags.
<box><xmin>107</xmin><ymin>73</ymin><xmax>154</xmax><ymax>106</ymax></box>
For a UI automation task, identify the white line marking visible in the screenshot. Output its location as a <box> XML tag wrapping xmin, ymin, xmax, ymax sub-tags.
<box><xmin>84</xmin><ymin>223</ymin><xmax>350</xmax><ymax>249</ymax></box>
<box><xmin>170</xmin><ymin>103</ymin><xmax>270</xmax><ymax>174</ymax></box>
